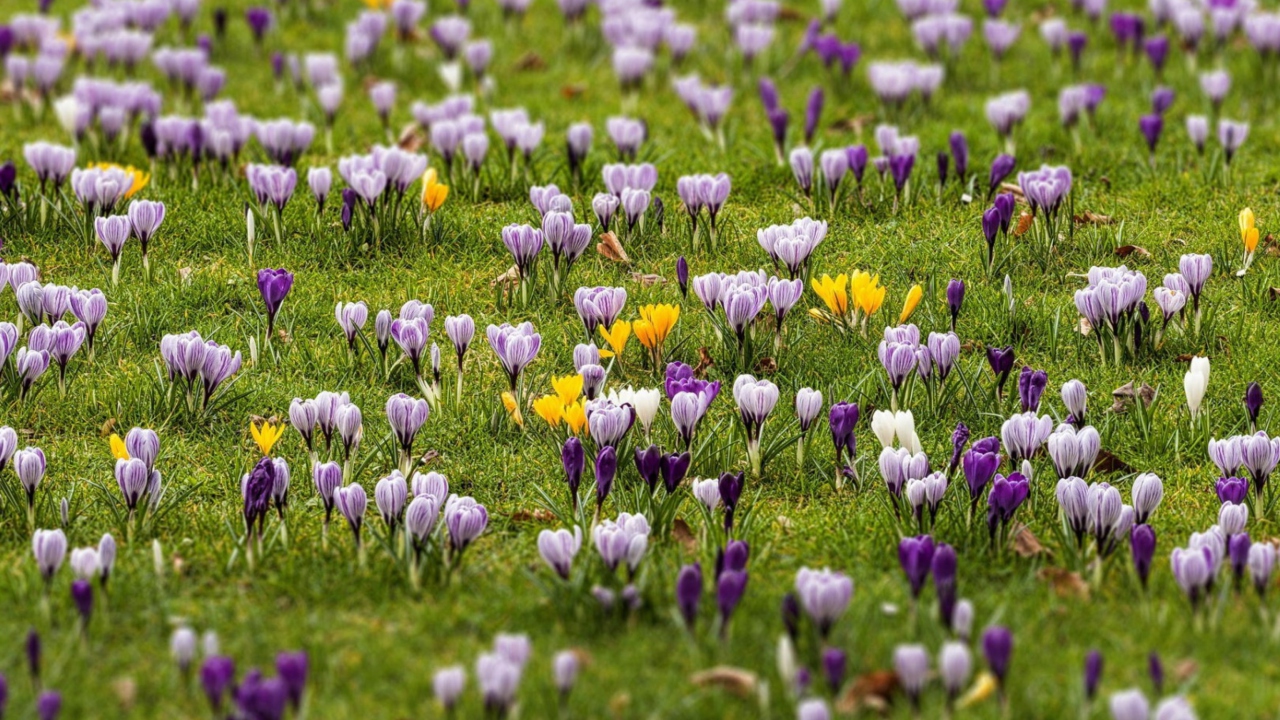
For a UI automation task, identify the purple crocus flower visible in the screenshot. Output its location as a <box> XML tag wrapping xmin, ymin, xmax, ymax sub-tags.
<box><xmin>898</xmin><ymin>534</ymin><xmax>935</xmax><ymax>598</ymax></box>
<box><xmin>946</xmin><ymin>279</ymin><xmax>965</xmax><ymax>331</ymax></box>
<box><xmin>1143</xmin><ymin>35</ymin><xmax>1169</xmax><ymax>74</ymax></box>
<box><xmin>1084</xmin><ymin>650</ymin><xmax>1103</xmax><ymax>702</ymax></box>
<box><xmin>676</xmin><ymin>563</ymin><xmax>702</xmax><ymax>629</ymax></box>
<box><xmin>257</xmin><ymin>268</ymin><xmax>294</xmax><ymax>336</ymax></box>
<box><xmin>1131</xmin><ymin>523</ymin><xmax>1156</xmax><ymax>589</ymax></box>
<box><xmin>1139</xmin><ymin>114</ymin><xmax>1164</xmax><ymax>159</ymax></box>
<box><xmin>242</xmin><ymin>457</ymin><xmax>275</xmax><ymax>540</ymax></box>
<box><xmin>485</xmin><ymin>322</ymin><xmax>541</xmax><ymax>393</ymax></box>
<box><xmin>804</xmin><ymin>87</ymin><xmax>824</xmax><ymax>145</ymax></box>
<box><xmin>987</xmin><ymin>154</ymin><xmax>1015</xmax><ymax>198</ymax></box>
<box><xmin>994</xmin><ymin>192</ymin><xmax>1016</xmax><ymax>234</ymax></box>
<box><xmin>1245</xmin><ymin>382</ymin><xmax>1264</xmax><ymax>430</ymax></box>
<box><xmin>1017</xmin><ymin>366</ymin><xmax>1048</xmax><ymax>412</ymax></box>
<box><xmin>823</xmin><ymin>648</ymin><xmax>846</xmax><ymax>693</ymax></box>
<box><xmin>276</xmin><ymin>652</ymin><xmax>309</xmax><ymax>710</ymax></box>
<box><xmin>37</xmin><ymin>691</ymin><xmax>60</xmax><ymax>720</ymax></box>
<box><xmin>986</xmin><ymin>346</ymin><xmax>1015</xmax><ymax>398</ymax></box>
<box><xmin>981</xmin><ymin>626</ymin><xmax>1013</xmax><ymax>684</ymax></box>
<box><xmin>1151</xmin><ymin>86</ymin><xmax>1175</xmax><ymax>115</ymax></box>
<box><xmin>201</xmin><ymin>656</ymin><xmax>236</xmax><ymax>714</ymax></box>
<box><xmin>949</xmin><ymin>132</ymin><xmax>968</xmax><ymax>181</ymax></box>
<box><xmin>719</xmin><ymin>471</ymin><xmax>745</xmax><ymax>533</ymax></box>
<box><xmin>716</xmin><ymin>569</ymin><xmax>748</xmax><ymax>631</ymax></box>
<box><xmin>595</xmin><ymin>446</ymin><xmax>617</xmax><ymax>510</ymax></box>
<box><xmin>245</xmin><ymin>7</ymin><xmax>272</xmax><ymax>43</ymax></box>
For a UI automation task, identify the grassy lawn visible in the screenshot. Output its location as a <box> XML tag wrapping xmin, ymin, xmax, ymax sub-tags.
<box><xmin>0</xmin><ymin>0</ymin><xmax>1278</xmax><ymax>716</ymax></box>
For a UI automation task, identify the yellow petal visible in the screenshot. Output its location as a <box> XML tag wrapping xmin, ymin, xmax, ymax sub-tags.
<box><xmin>109</xmin><ymin>434</ymin><xmax>130</xmax><ymax>461</ymax></box>
<box><xmin>532</xmin><ymin>395</ymin><xmax>564</xmax><ymax>426</ymax></box>
<box><xmin>563</xmin><ymin>400</ymin><xmax>588</xmax><ymax>435</ymax></box>
<box><xmin>958</xmin><ymin>672</ymin><xmax>998</xmax><ymax>708</ymax></box>
<box><xmin>551</xmin><ymin>374</ymin><xmax>584</xmax><ymax>405</ymax></box>
<box><xmin>1245</xmin><ymin>227</ymin><xmax>1259</xmax><ymax>253</ymax></box>
<box><xmin>899</xmin><ymin>284</ymin><xmax>923</xmax><ymax>324</ymax></box>
<box><xmin>1240</xmin><ymin>207</ymin><xmax>1255</xmax><ymax>236</ymax></box>
<box><xmin>501</xmin><ymin>392</ymin><xmax>524</xmax><ymax>427</ymax></box>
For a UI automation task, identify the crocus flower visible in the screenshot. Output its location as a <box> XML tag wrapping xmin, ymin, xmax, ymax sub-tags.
<box><xmin>538</xmin><ymin>526</ymin><xmax>582</xmax><ymax>580</ymax></box>
<box><xmin>257</xmin><ymin>268</ymin><xmax>294</xmax><ymax>336</ymax></box>
<box><xmin>716</xmin><ymin>569</ymin><xmax>748</xmax><ymax>632</ymax></box>
<box><xmin>795</xmin><ymin>567</ymin><xmax>853</xmax><ymax>637</ymax></box>
<box><xmin>676</xmin><ymin>563</ymin><xmax>703</xmax><ymax>629</ymax></box>
<box><xmin>898</xmin><ymin>535</ymin><xmax>934</xmax><ymax>598</ymax></box>
<box><xmin>982</xmin><ymin>626</ymin><xmax>1013</xmax><ymax>686</ymax></box>
<box><xmin>986</xmin><ymin>346</ymin><xmax>1015</xmax><ymax>398</ymax></box>
<box><xmin>32</xmin><ymin>528</ymin><xmax>66</xmax><ymax>584</ymax></box>
<box><xmin>894</xmin><ymin>645</ymin><xmax>930</xmax><ymax>708</ymax></box>
<box><xmin>1184</xmin><ymin>355</ymin><xmax>1210</xmax><ymax>420</ymax></box>
<box><xmin>939</xmin><ymin>642</ymin><xmax>972</xmax><ymax>704</ymax></box>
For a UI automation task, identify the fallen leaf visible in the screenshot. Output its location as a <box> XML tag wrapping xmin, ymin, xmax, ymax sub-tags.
<box><xmin>1037</xmin><ymin>567</ymin><xmax>1090</xmax><ymax>599</ymax></box>
<box><xmin>998</xmin><ymin>182</ymin><xmax>1026</xmax><ymax>199</ymax></box>
<box><xmin>397</xmin><ymin>124</ymin><xmax>425</xmax><ymax>152</ymax></box>
<box><xmin>775</xmin><ymin>515</ymin><xmax>793</xmax><ymax>530</ymax></box>
<box><xmin>1173</xmin><ymin>659</ymin><xmax>1198</xmax><ymax>683</ymax></box>
<box><xmin>671</xmin><ymin>518</ymin><xmax>697</xmax><ymax>553</ymax></box>
<box><xmin>630</xmin><ymin>272</ymin><xmax>665</xmax><ymax>287</ymax></box>
<box><xmin>100</xmin><ymin>418</ymin><xmax>117</xmax><ymax>438</ymax></box>
<box><xmin>1011</xmin><ymin>523</ymin><xmax>1046</xmax><ymax>557</ymax></box>
<box><xmin>1271</xmin><ymin>287</ymin><xmax>1280</xmax><ymax>301</ymax></box>
<box><xmin>754</xmin><ymin>357</ymin><xmax>778</xmax><ymax>374</ymax></box>
<box><xmin>560</xmin><ymin>84</ymin><xmax>586</xmax><ymax>99</ymax></box>
<box><xmin>1014</xmin><ymin>211</ymin><xmax>1034</xmax><ymax>237</ymax></box>
<box><xmin>609</xmin><ymin>692</ymin><xmax>631</xmax><ymax>719</ymax></box>
<box><xmin>829</xmin><ymin>114</ymin><xmax>874</xmax><ymax>136</ymax></box>
<box><xmin>509</xmin><ymin>509</ymin><xmax>555</xmax><ymax>523</ymax></box>
<box><xmin>1091</xmin><ymin>449</ymin><xmax>1132</xmax><ymax>474</ymax></box>
<box><xmin>1110</xmin><ymin>381</ymin><xmax>1156</xmax><ymax>413</ymax></box>
<box><xmin>777</xmin><ymin>6</ymin><xmax>805</xmax><ymax>20</ymax></box>
<box><xmin>1099</xmin><ymin>176</ymin><xmax>1111</xmax><ymax>188</ymax></box>
<box><xmin>418</xmin><ymin>449</ymin><xmax>440</xmax><ymax>466</ymax></box>
<box><xmin>1114</xmin><ymin>245</ymin><xmax>1150</xmax><ymax>258</ymax></box>
<box><xmin>690</xmin><ymin>667</ymin><xmax>758</xmax><ymax>697</ymax></box>
<box><xmin>960</xmin><ymin>340</ymin><xmax>985</xmax><ymax>353</ymax></box>
<box><xmin>1172</xmin><ymin>237</ymin><xmax>1187</xmax><ymax>245</ymax></box>
<box><xmin>1075</xmin><ymin>211</ymin><xmax>1115</xmax><ymax>225</ymax></box>
<box><xmin>596</xmin><ymin>232</ymin><xmax>631</xmax><ymax>263</ymax></box>
<box><xmin>1077</xmin><ymin>317</ymin><xmax>1093</xmax><ymax>336</ymax></box>
<box><xmin>491</xmin><ymin>265</ymin><xmax>519</xmax><ymax>287</ymax></box>
<box><xmin>112</xmin><ymin>677</ymin><xmax>137</xmax><ymax>710</ymax></box>
<box><xmin>515</xmin><ymin>52</ymin><xmax>545</xmax><ymax>70</ymax></box>
<box><xmin>694</xmin><ymin>347</ymin><xmax>714</xmax><ymax>377</ymax></box>
<box><xmin>836</xmin><ymin>670</ymin><xmax>898</xmax><ymax>714</ymax></box>
<box><xmin>179</xmin><ymin>267</ymin><xmax>193</xmax><ymax>285</ymax></box>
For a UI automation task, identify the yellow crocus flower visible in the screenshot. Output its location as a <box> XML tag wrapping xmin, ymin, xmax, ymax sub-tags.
<box><xmin>250</xmin><ymin>420</ymin><xmax>286</xmax><ymax>456</ymax></box>
<box><xmin>811</xmin><ymin>274</ymin><xmax>849</xmax><ymax>317</ymax></box>
<box><xmin>91</xmin><ymin>162</ymin><xmax>150</xmax><ymax>198</ymax></box>
<box><xmin>633</xmin><ymin>319</ymin><xmax>656</xmax><ymax>350</ymax></box>
<box><xmin>1241</xmin><ymin>208</ymin><xmax>1259</xmax><ymax>253</ymax></box>
<box><xmin>898</xmin><ymin>284</ymin><xmax>923</xmax><ymax>324</ymax></box>
<box><xmin>109</xmin><ymin>433</ymin><xmax>130</xmax><ymax>461</ymax></box>
<box><xmin>422</xmin><ymin>168</ymin><xmax>449</xmax><ymax>212</ymax></box>
<box><xmin>958</xmin><ymin>671</ymin><xmax>998</xmax><ymax>708</ymax></box>
<box><xmin>551</xmin><ymin>374</ymin><xmax>583</xmax><ymax>405</ymax></box>
<box><xmin>597</xmin><ymin>320</ymin><xmax>632</xmax><ymax>359</ymax></box>
<box><xmin>637</xmin><ymin>304</ymin><xmax>679</xmax><ymax>346</ymax></box>
<box><xmin>532</xmin><ymin>395</ymin><xmax>564</xmax><ymax>427</ymax></box>
<box><xmin>501</xmin><ymin>392</ymin><xmax>524</xmax><ymax>427</ymax></box>
<box><xmin>851</xmin><ymin>271</ymin><xmax>885</xmax><ymax>317</ymax></box>
<box><xmin>563</xmin><ymin>400</ymin><xmax>588</xmax><ymax>435</ymax></box>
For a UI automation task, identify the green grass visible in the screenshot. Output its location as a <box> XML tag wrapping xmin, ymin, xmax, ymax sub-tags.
<box><xmin>1</xmin><ymin>0</ymin><xmax>1279</xmax><ymax>717</ymax></box>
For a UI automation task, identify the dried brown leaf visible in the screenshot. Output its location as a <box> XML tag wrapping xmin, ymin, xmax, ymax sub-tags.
<box><xmin>515</xmin><ymin>52</ymin><xmax>545</xmax><ymax>70</ymax></box>
<box><xmin>491</xmin><ymin>265</ymin><xmax>519</xmax><ymax>287</ymax></box>
<box><xmin>101</xmin><ymin>418</ymin><xmax>117</xmax><ymax>438</ymax></box>
<box><xmin>397</xmin><ymin>124</ymin><xmax>425</xmax><ymax>152</ymax></box>
<box><xmin>694</xmin><ymin>347</ymin><xmax>714</xmax><ymax>377</ymax></box>
<box><xmin>777</xmin><ymin>6</ymin><xmax>805</xmax><ymax>20</ymax></box>
<box><xmin>1013</xmin><ymin>211</ymin><xmax>1034</xmax><ymax>237</ymax></box>
<box><xmin>112</xmin><ymin>677</ymin><xmax>137</xmax><ymax>710</ymax></box>
<box><xmin>509</xmin><ymin>509</ymin><xmax>555</xmax><ymax>523</ymax></box>
<box><xmin>998</xmin><ymin>182</ymin><xmax>1025</xmax><ymax>199</ymax></box>
<box><xmin>1038</xmin><ymin>567</ymin><xmax>1090</xmax><ymax>599</ymax></box>
<box><xmin>630</xmin><ymin>272</ymin><xmax>665</xmax><ymax>287</ymax></box>
<box><xmin>690</xmin><ymin>667</ymin><xmax>758</xmax><ymax>697</ymax></box>
<box><xmin>836</xmin><ymin>670</ymin><xmax>898</xmax><ymax>714</ymax></box>
<box><xmin>596</xmin><ymin>232</ymin><xmax>631</xmax><ymax>263</ymax></box>
<box><xmin>672</xmin><ymin>518</ymin><xmax>697</xmax><ymax>553</ymax></box>
<box><xmin>754</xmin><ymin>357</ymin><xmax>778</xmax><ymax>374</ymax></box>
<box><xmin>1075</xmin><ymin>211</ymin><xmax>1116</xmax><ymax>225</ymax></box>
<box><xmin>560</xmin><ymin>84</ymin><xmax>586</xmax><ymax>99</ymax></box>
<box><xmin>1114</xmin><ymin>245</ymin><xmax>1150</xmax><ymax>258</ymax></box>
<box><xmin>1110</xmin><ymin>381</ymin><xmax>1156</xmax><ymax>413</ymax></box>
<box><xmin>1012</xmin><ymin>523</ymin><xmax>1046</xmax><ymax>557</ymax></box>
<box><xmin>960</xmin><ymin>340</ymin><xmax>984</xmax><ymax>353</ymax></box>
<box><xmin>1092</xmin><ymin>449</ymin><xmax>1132</xmax><ymax>475</ymax></box>
<box><xmin>830</xmin><ymin>114</ymin><xmax>875</xmax><ymax>134</ymax></box>
<box><xmin>1173</xmin><ymin>659</ymin><xmax>1198</xmax><ymax>683</ymax></box>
